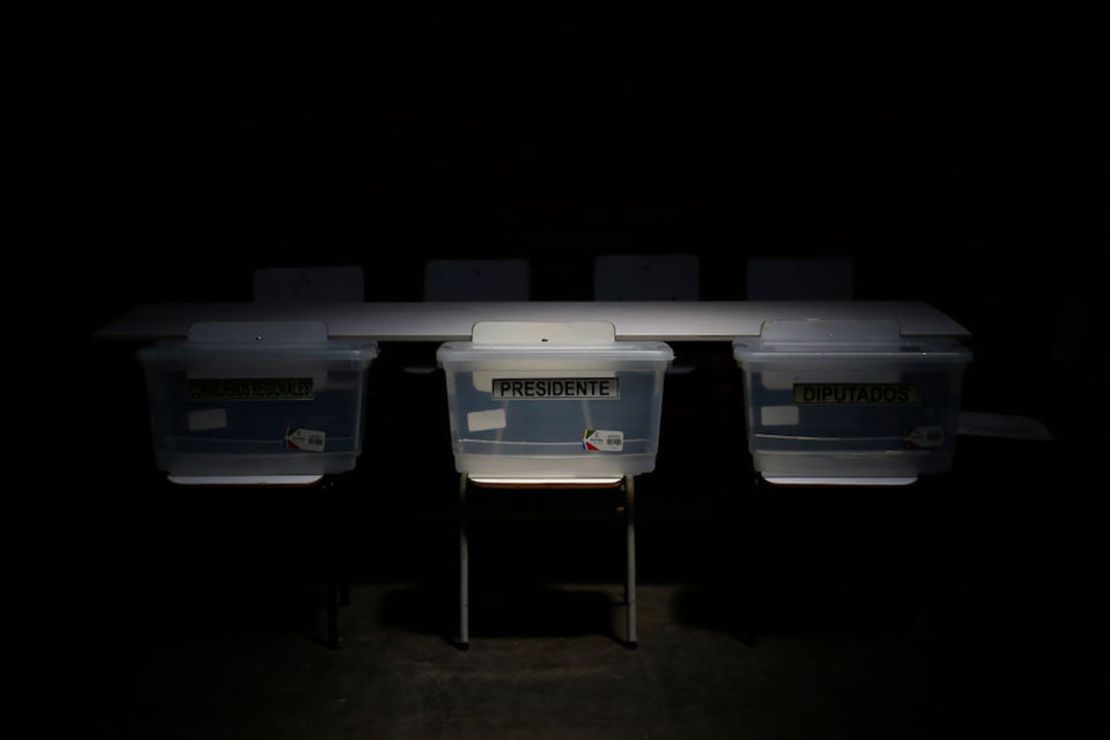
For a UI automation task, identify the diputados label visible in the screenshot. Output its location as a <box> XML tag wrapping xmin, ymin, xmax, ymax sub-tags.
<box><xmin>793</xmin><ymin>383</ymin><xmax>920</xmax><ymax>405</ymax></box>
<box><xmin>187</xmin><ymin>378</ymin><xmax>315</xmax><ymax>401</ymax></box>
<box><xmin>491</xmin><ymin>377</ymin><xmax>620</xmax><ymax>400</ymax></box>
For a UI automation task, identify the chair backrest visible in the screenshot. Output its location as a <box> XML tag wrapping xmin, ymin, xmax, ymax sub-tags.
<box><xmin>424</xmin><ymin>259</ymin><xmax>530</xmax><ymax>301</ymax></box>
<box><xmin>593</xmin><ymin>255</ymin><xmax>700</xmax><ymax>301</ymax></box>
<box><xmin>253</xmin><ymin>265</ymin><xmax>365</xmax><ymax>302</ymax></box>
<box><xmin>746</xmin><ymin>257</ymin><xmax>854</xmax><ymax>300</ymax></box>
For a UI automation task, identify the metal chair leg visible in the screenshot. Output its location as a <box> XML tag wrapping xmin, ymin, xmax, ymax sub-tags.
<box><xmin>326</xmin><ymin>572</ymin><xmax>340</xmax><ymax>650</ymax></box>
<box><xmin>456</xmin><ymin>474</ymin><xmax>633</xmax><ymax>649</ymax></box>
<box><xmin>625</xmin><ymin>474</ymin><xmax>638</xmax><ymax>648</ymax></box>
<box><xmin>325</xmin><ymin>477</ymin><xmax>341</xmax><ymax>650</ymax></box>
<box><xmin>739</xmin><ymin>474</ymin><xmax>763</xmax><ymax>647</ymax></box>
<box><xmin>457</xmin><ymin>473</ymin><xmax>470</xmax><ymax>650</ymax></box>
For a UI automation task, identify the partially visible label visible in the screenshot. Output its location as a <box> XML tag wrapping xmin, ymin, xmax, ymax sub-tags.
<box><xmin>285</xmin><ymin>428</ymin><xmax>326</xmax><ymax>452</ymax></box>
<box><xmin>582</xmin><ymin>429</ymin><xmax>624</xmax><ymax>452</ymax></box>
<box><xmin>761</xmin><ymin>405</ymin><xmax>800</xmax><ymax>426</ymax></box>
<box><xmin>793</xmin><ymin>383</ymin><xmax>920</xmax><ymax>405</ymax></box>
<box><xmin>760</xmin><ymin>372</ymin><xmax>795</xmax><ymax>391</ymax></box>
<box><xmin>188</xmin><ymin>378</ymin><xmax>314</xmax><ymax>401</ymax></box>
<box><xmin>906</xmin><ymin>426</ymin><xmax>944</xmax><ymax>448</ymax></box>
<box><xmin>187</xmin><ymin>408</ymin><xmax>228</xmax><ymax>432</ymax></box>
<box><xmin>492</xmin><ymin>377</ymin><xmax>620</xmax><ymax>401</ymax></box>
<box><xmin>467</xmin><ymin>408</ymin><xmax>507</xmax><ymax>432</ymax></box>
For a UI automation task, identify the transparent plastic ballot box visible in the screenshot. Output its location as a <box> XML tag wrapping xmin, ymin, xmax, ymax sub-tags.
<box><xmin>138</xmin><ymin>321</ymin><xmax>378</xmax><ymax>477</ymax></box>
<box><xmin>733</xmin><ymin>319</ymin><xmax>971</xmax><ymax>482</ymax></box>
<box><xmin>437</xmin><ymin>321</ymin><xmax>674</xmax><ymax>479</ymax></box>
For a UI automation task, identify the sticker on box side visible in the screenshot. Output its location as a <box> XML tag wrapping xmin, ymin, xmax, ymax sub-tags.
<box><xmin>285</xmin><ymin>428</ymin><xmax>326</xmax><ymax>452</ymax></box>
<box><xmin>905</xmin><ymin>426</ymin><xmax>944</xmax><ymax>448</ymax></box>
<box><xmin>760</xmin><ymin>405</ymin><xmax>800</xmax><ymax>426</ymax></box>
<box><xmin>188</xmin><ymin>378</ymin><xmax>314</xmax><ymax>401</ymax></box>
<box><xmin>492</xmin><ymin>377</ymin><xmax>619</xmax><ymax>400</ymax></box>
<box><xmin>467</xmin><ymin>408</ymin><xmax>507</xmax><ymax>432</ymax></box>
<box><xmin>582</xmin><ymin>429</ymin><xmax>624</xmax><ymax>452</ymax></box>
<box><xmin>187</xmin><ymin>408</ymin><xmax>228</xmax><ymax>432</ymax></box>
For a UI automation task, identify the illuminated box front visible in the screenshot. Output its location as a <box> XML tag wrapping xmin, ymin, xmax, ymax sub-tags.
<box><xmin>437</xmin><ymin>321</ymin><xmax>674</xmax><ymax>479</ymax></box>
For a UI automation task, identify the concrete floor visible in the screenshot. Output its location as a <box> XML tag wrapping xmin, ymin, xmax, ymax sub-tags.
<box><xmin>25</xmin><ymin>431</ymin><xmax>1095</xmax><ymax>738</ymax></box>
<box><xmin>42</xmin><ymin>582</ymin><xmax>932</xmax><ymax>739</ymax></box>
<box><xmin>32</xmin><ymin>559</ymin><xmax>1092</xmax><ymax>739</ymax></box>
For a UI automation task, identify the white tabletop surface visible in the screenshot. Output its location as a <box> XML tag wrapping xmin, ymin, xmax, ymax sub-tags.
<box><xmin>97</xmin><ymin>301</ymin><xmax>969</xmax><ymax>342</ymax></box>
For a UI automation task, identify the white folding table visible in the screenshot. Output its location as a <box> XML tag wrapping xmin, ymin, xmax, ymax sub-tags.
<box><xmin>98</xmin><ymin>300</ymin><xmax>969</xmax><ymax>646</ymax></box>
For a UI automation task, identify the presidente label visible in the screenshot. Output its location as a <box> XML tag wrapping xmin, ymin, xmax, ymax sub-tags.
<box><xmin>491</xmin><ymin>377</ymin><xmax>620</xmax><ymax>400</ymax></box>
<box><xmin>793</xmin><ymin>383</ymin><xmax>920</xmax><ymax>405</ymax></box>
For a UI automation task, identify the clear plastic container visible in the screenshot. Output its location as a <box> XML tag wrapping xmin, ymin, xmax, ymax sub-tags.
<box><xmin>437</xmin><ymin>322</ymin><xmax>674</xmax><ymax>478</ymax></box>
<box><xmin>733</xmin><ymin>319</ymin><xmax>971</xmax><ymax>481</ymax></box>
<box><xmin>138</xmin><ymin>322</ymin><xmax>378</xmax><ymax>477</ymax></box>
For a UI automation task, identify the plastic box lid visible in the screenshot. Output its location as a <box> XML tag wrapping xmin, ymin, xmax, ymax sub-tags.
<box><xmin>733</xmin><ymin>319</ymin><xmax>970</xmax><ymax>362</ymax></box>
<box><xmin>437</xmin><ymin>321</ymin><xmax>674</xmax><ymax>364</ymax></box>
<box><xmin>138</xmin><ymin>321</ymin><xmax>379</xmax><ymax>363</ymax></box>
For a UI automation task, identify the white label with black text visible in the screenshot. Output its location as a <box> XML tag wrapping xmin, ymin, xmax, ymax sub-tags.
<box><xmin>492</xmin><ymin>377</ymin><xmax>619</xmax><ymax>400</ymax></box>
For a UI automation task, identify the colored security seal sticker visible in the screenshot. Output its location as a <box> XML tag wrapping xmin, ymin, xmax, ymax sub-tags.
<box><xmin>905</xmin><ymin>426</ymin><xmax>944</xmax><ymax>448</ymax></box>
<box><xmin>285</xmin><ymin>427</ymin><xmax>326</xmax><ymax>452</ymax></box>
<box><xmin>582</xmin><ymin>429</ymin><xmax>624</xmax><ymax>452</ymax></box>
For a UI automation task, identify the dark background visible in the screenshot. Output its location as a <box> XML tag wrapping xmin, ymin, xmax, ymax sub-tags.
<box><xmin>62</xmin><ymin>2</ymin><xmax>1100</xmax><ymax>433</ymax></box>
<box><xmin>26</xmin><ymin>2</ymin><xmax>1102</xmax><ymax>736</ymax></box>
